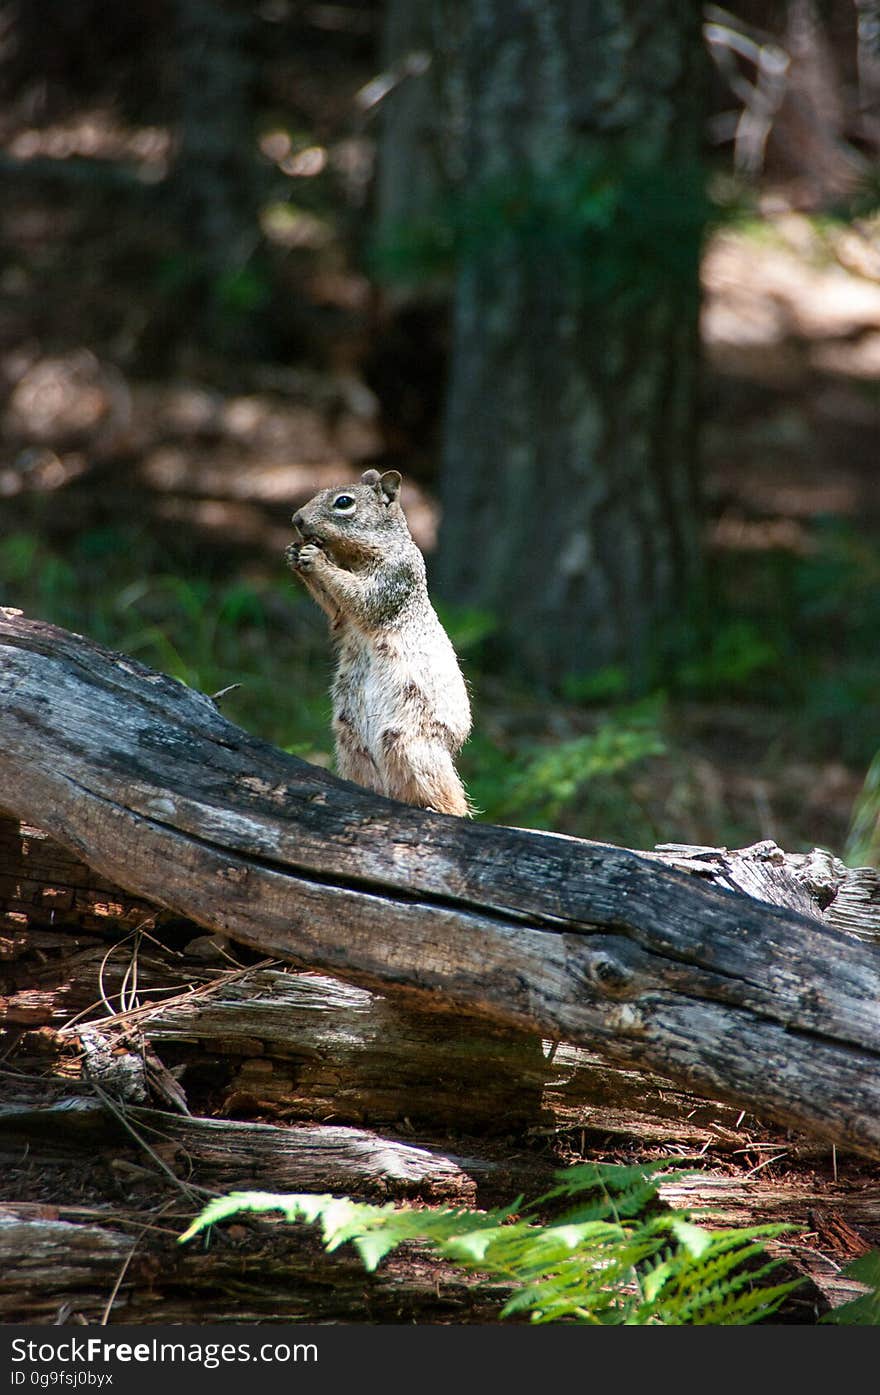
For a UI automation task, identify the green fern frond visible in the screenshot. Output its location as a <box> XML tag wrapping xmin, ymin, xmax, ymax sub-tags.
<box><xmin>179</xmin><ymin>1164</ymin><xmax>800</xmax><ymax>1325</ymax></box>
<box><xmin>821</xmin><ymin>1250</ymin><xmax>880</xmax><ymax>1324</ymax></box>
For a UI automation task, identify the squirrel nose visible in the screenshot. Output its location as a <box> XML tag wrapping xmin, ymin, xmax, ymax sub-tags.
<box><xmin>292</xmin><ymin>510</ymin><xmax>304</xmax><ymax>531</ymax></box>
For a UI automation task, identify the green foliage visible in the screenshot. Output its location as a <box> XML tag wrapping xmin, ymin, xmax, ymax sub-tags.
<box><xmin>793</xmin><ymin>520</ymin><xmax>880</xmax><ymax>636</ymax></box>
<box><xmin>820</xmin><ymin>1251</ymin><xmax>880</xmax><ymax>1325</ymax></box>
<box><xmin>670</xmin><ymin>620</ymin><xmax>780</xmax><ymax>696</ymax></box>
<box><xmin>457</xmin><ymin>519</ymin><xmax>880</xmax><ymax>836</ymax></box>
<box><xmin>772</xmin><ymin>524</ymin><xmax>880</xmax><ymax>762</ymax></box>
<box><xmin>561</xmin><ymin>666</ymin><xmax>629</xmax><ymax>704</ymax></box>
<box><xmin>179</xmin><ymin>1161</ymin><xmax>798</xmax><ymax>1325</ymax></box>
<box><xmin>214</xmin><ymin>263</ymin><xmax>272</xmax><ymax>315</ymax></box>
<box><xmin>112</xmin><ymin>573</ymin><xmax>331</xmax><ymax>757</ymax></box>
<box><xmin>468</xmin><ymin>698</ymin><xmax>666</xmax><ymax>832</ymax></box>
<box><xmin>657</xmin><ymin>522</ymin><xmax>880</xmax><ymax>765</ymax></box>
<box><xmin>846</xmin><ymin>751</ymin><xmax>880</xmax><ymax>868</ymax></box>
<box><xmin>154</xmin><ymin>248</ymin><xmax>272</xmax><ymax>336</ymax></box>
<box><xmin>829</xmin><ymin>167</ymin><xmax>880</xmax><ymax>222</ymax></box>
<box><xmin>432</xmin><ymin>602</ymin><xmax>497</xmax><ymax>658</ymax></box>
<box><xmin>510</xmin><ymin>704</ymin><xmax>666</xmax><ymax>826</ymax></box>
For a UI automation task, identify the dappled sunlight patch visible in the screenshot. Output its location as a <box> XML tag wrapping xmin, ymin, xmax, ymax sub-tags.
<box><xmin>143</xmin><ymin>447</ymin><xmax>350</xmax><ymax>501</ymax></box>
<box><xmin>4</xmin><ymin>350</ymin><xmax>129</xmax><ymax>446</ymax></box>
<box><xmin>5</xmin><ymin>112</ymin><xmax>171</xmax><ymax>178</ymax></box>
<box><xmin>710</xmin><ymin>459</ymin><xmax>865</xmax><ymax>524</ymax></box>
<box><xmin>261</xmin><ymin>202</ymin><xmax>334</xmax><ymax>250</ymax></box>
<box><xmin>710</xmin><ymin>516</ymin><xmax>814</xmax><ymax>553</ymax></box>
<box><xmin>0</xmin><ymin>448</ymin><xmax>87</xmax><ymax>499</ymax></box>
<box><xmin>703</xmin><ymin>217</ymin><xmax>880</xmax><ymax>380</ymax></box>
<box><xmin>812</xmin><ymin>332</ymin><xmax>880</xmax><ymax>379</ymax></box>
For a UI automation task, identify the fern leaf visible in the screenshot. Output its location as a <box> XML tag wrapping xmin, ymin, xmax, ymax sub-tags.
<box><xmin>820</xmin><ymin>1250</ymin><xmax>880</xmax><ymax>1325</ymax></box>
<box><xmin>178</xmin><ymin>1164</ymin><xmax>804</xmax><ymax>1326</ymax></box>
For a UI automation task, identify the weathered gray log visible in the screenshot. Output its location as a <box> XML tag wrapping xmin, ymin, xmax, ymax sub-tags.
<box><xmin>644</xmin><ymin>842</ymin><xmax>880</xmax><ymax>943</ymax></box>
<box><xmin>1</xmin><ymin>611</ymin><xmax>880</xmax><ymax>1158</ymax></box>
<box><xmin>0</xmin><ymin>937</ymin><xmax>752</xmax><ymax>1155</ymax></box>
<box><xmin>0</xmin><ymin>1209</ymin><xmax>509</xmax><ymax>1324</ymax></box>
<box><xmin>0</xmin><ymin>1093</ymin><xmax>479</xmax><ymax>1201</ymax></box>
<box><xmin>131</xmin><ymin>1110</ymin><xmax>480</xmax><ymax>1198</ymax></box>
<box><xmin>660</xmin><ymin>1174</ymin><xmax>880</xmax><ymax>1231</ymax></box>
<box><xmin>0</xmin><ymin>810</ymin><xmax>173</xmax><ymax>947</ymax></box>
<box><xmin>0</xmin><ymin>826</ymin><xmax>752</xmax><ymax>1152</ymax></box>
<box><xmin>136</xmin><ymin>969</ymin><xmax>750</xmax><ymax>1146</ymax></box>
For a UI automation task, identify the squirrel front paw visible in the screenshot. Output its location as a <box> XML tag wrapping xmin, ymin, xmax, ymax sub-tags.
<box><xmin>294</xmin><ymin>542</ymin><xmax>325</xmax><ymax>573</ymax></box>
<box><xmin>286</xmin><ymin>541</ymin><xmax>324</xmax><ymax>572</ymax></box>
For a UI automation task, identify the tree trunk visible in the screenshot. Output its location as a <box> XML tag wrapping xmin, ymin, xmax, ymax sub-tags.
<box><xmin>171</xmin><ymin>0</ymin><xmax>262</xmax><ymax>351</ymax></box>
<box><xmin>1</xmin><ymin>612</ymin><xmax>880</xmax><ymax>1161</ymax></box>
<box><xmin>434</xmin><ymin>0</ymin><xmax>707</xmax><ymax>686</ymax></box>
<box><xmin>770</xmin><ymin>0</ymin><xmax>865</xmax><ymax>202</ymax></box>
<box><xmin>856</xmin><ymin>0</ymin><xmax>880</xmax><ymax>152</ymax></box>
<box><xmin>374</xmin><ymin>0</ymin><xmax>439</xmax><ymax>267</ymax></box>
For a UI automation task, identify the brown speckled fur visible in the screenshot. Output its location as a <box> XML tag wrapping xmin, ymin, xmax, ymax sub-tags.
<box><xmin>286</xmin><ymin>469</ymin><xmax>471</xmax><ymax>816</ymax></box>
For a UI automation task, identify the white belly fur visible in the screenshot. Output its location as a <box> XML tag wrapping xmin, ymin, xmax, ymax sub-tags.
<box><xmin>331</xmin><ymin>611</ymin><xmax>470</xmax><ymax>777</ymax></box>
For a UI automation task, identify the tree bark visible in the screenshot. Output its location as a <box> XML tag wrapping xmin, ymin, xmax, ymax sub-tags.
<box><xmin>374</xmin><ymin>0</ymin><xmax>440</xmax><ymax>265</ymax></box>
<box><xmin>170</xmin><ymin>0</ymin><xmax>263</xmax><ymax>351</ymax></box>
<box><xmin>1</xmin><ymin>928</ymin><xmax>758</xmax><ymax>1156</ymax></box>
<box><xmin>0</xmin><ymin>815</ymin><xmax>764</xmax><ymax>1155</ymax></box>
<box><xmin>0</xmin><ymin>1208</ymin><xmax>510</xmax><ymax>1324</ymax></box>
<box><xmin>1</xmin><ymin>611</ymin><xmax>880</xmax><ymax>1159</ymax></box>
<box><xmin>0</xmin><ymin>1094</ymin><xmax>481</xmax><ymax>1201</ymax></box>
<box><xmin>770</xmin><ymin>0</ymin><xmax>865</xmax><ymax>202</ymax></box>
<box><xmin>433</xmin><ymin>0</ymin><xmax>707</xmax><ymax>685</ymax></box>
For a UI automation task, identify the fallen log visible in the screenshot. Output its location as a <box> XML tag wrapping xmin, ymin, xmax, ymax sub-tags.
<box><xmin>0</xmin><ymin>1092</ymin><xmax>480</xmax><ymax>1201</ymax></box>
<box><xmin>1</xmin><ymin>610</ymin><xmax>879</xmax><ymax>1158</ymax></box>
<box><xmin>0</xmin><ymin>821</ymin><xmax>756</xmax><ymax>1159</ymax></box>
<box><xmin>0</xmin><ymin>1209</ymin><xmax>510</xmax><ymax>1324</ymax></box>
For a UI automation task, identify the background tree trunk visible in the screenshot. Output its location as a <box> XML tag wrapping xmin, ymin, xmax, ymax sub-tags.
<box><xmin>374</xmin><ymin>0</ymin><xmax>439</xmax><ymax>268</ymax></box>
<box><xmin>171</xmin><ymin>0</ymin><xmax>262</xmax><ymax>351</ymax></box>
<box><xmin>770</xmin><ymin>0</ymin><xmax>864</xmax><ymax>202</ymax></box>
<box><xmin>433</xmin><ymin>0</ymin><xmax>707</xmax><ymax>687</ymax></box>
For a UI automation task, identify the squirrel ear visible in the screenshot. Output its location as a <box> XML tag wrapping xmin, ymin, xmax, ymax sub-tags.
<box><xmin>378</xmin><ymin>470</ymin><xmax>401</xmax><ymax>504</ymax></box>
<box><xmin>360</xmin><ymin>468</ymin><xmax>401</xmax><ymax>505</ymax></box>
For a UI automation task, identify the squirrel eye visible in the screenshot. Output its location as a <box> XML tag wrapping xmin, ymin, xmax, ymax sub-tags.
<box><xmin>332</xmin><ymin>494</ymin><xmax>356</xmax><ymax>513</ymax></box>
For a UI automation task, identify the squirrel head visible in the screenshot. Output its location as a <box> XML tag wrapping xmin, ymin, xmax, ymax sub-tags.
<box><xmin>292</xmin><ymin>469</ymin><xmax>407</xmax><ymax>568</ymax></box>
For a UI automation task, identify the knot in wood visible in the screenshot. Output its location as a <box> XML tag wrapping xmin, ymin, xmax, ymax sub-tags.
<box><xmin>586</xmin><ymin>951</ymin><xmax>632</xmax><ymax>997</ymax></box>
<box><xmin>218</xmin><ymin>865</ymin><xmax>249</xmax><ymax>884</ymax></box>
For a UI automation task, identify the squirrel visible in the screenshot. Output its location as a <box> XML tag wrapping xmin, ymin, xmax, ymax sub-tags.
<box><xmin>286</xmin><ymin>468</ymin><xmax>472</xmax><ymax>816</ymax></box>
